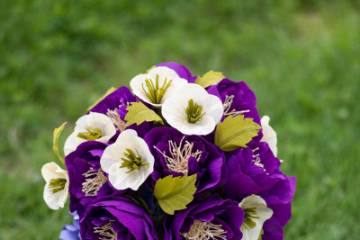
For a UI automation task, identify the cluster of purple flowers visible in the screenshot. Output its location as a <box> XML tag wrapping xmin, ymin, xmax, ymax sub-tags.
<box><xmin>45</xmin><ymin>62</ymin><xmax>295</xmax><ymax>240</ymax></box>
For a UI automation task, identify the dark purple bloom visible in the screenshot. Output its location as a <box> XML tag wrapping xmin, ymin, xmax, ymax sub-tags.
<box><xmin>157</xmin><ymin>61</ymin><xmax>196</xmax><ymax>82</ymax></box>
<box><xmin>80</xmin><ymin>197</ymin><xmax>158</xmax><ymax>240</ymax></box>
<box><xmin>90</xmin><ymin>86</ymin><xmax>136</xmax><ymax>119</ymax></box>
<box><xmin>163</xmin><ymin>197</ymin><xmax>244</xmax><ymax>240</ymax></box>
<box><xmin>60</xmin><ymin>212</ymin><xmax>81</xmax><ymax>240</ymax></box>
<box><xmin>144</xmin><ymin>127</ymin><xmax>225</xmax><ymax>192</ymax></box>
<box><xmin>65</xmin><ymin>141</ymin><xmax>123</xmax><ymax>214</ymax></box>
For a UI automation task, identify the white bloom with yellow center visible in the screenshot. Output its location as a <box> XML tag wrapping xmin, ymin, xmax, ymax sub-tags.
<box><xmin>130</xmin><ymin>66</ymin><xmax>188</xmax><ymax>107</ymax></box>
<box><xmin>100</xmin><ymin>129</ymin><xmax>154</xmax><ymax>191</ymax></box>
<box><xmin>239</xmin><ymin>195</ymin><xmax>273</xmax><ymax>240</ymax></box>
<box><xmin>64</xmin><ymin>112</ymin><xmax>116</xmax><ymax>156</ymax></box>
<box><xmin>260</xmin><ymin>116</ymin><xmax>278</xmax><ymax>156</ymax></box>
<box><xmin>162</xmin><ymin>83</ymin><xmax>223</xmax><ymax>135</ymax></box>
<box><xmin>41</xmin><ymin>162</ymin><xmax>69</xmax><ymax>210</ymax></box>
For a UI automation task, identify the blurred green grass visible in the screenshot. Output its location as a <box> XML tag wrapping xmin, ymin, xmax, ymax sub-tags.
<box><xmin>0</xmin><ymin>0</ymin><xmax>359</xmax><ymax>239</ymax></box>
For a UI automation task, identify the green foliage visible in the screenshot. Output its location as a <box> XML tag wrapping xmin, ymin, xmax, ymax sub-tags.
<box><xmin>215</xmin><ymin>115</ymin><xmax>260</xmax><ymax>151</ymax></box>
<box><xmin>154</xmin><ymin>174</ymin><xmax>197</xmax><ymax>215</ymax></box>
<box><xmin>125</xmin><ymin>102</ymin><xmax>164</xmax><ymax>126</ymax></box>
<box><xmin>196</xmin><ymin>70</ymin><xmax>225</xmax><ymax>88</ymax></box>
<box><xmin>52</xmin><ymin>122</ymin><xmax>67</xmax><ymax>164</ymax></box>
<box><xmin>0</xmin><ymin>0</ymin><xmax>360</xmax><ymax>239</ymax></box>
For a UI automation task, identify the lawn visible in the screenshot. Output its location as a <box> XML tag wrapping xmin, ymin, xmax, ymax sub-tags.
<box><xmin>0</xmin><ymin>1</ymin><xmax>359</xmax><ymax>239</ymax></box>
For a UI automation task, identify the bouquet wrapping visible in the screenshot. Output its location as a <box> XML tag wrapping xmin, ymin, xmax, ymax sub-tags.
<box><xmin>41</xmin><ymin>62</ymin><xmax>296</xmax><ymax>240</ymax></box>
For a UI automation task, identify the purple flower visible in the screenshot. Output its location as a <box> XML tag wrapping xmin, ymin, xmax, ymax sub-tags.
<box><xmin>80</xmin><ymin>197</ymin><xmax>158</xmax><ymax>240</ymax></box>
<box><xmin>65</xmin><ymin>141</ymin><xmax>123</xmax><ymax>214</ymax></box>
<box><xmin>144</xmin><ymin>127</ymin><xmax>225</xmax><ymax>192</ymax></box>
<box><xmin>156</xmin><ymin>61</ymin><xmax>196</xmax><ymax>82</ymax></box>
<box><xmin>59</xmin><ymin>212</ymin><xmax>81</xmax><ymax>240</ymax></box>
<box><xmin>223</xmin><ymin>142</ymin><xmax>296</xmax><ymax>239</ymax></box>
<box><xmin>90</xmin><ymin>86</ymin><xmax>136</xmax><ymax>119</ymax></box>
<box><xmin>163</xmin><ymin>197</ymin><xmax>244</xmax><ymax>240</ymax></box>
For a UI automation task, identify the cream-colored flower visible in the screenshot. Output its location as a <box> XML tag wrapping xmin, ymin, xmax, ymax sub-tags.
<box><xmin>162</xmin><ymin>83</ymin><xmax>223</xmax><ymax>135</ymax></box>
<box><xmin>100</xmin><ymin>129</ymin><xmax>154</xmax><ymax>191</ymax></box>
<box><xmin>41</xmin><ymin>162</ymin><xmax>69</xmax><ymax>210</ymax></box>
<box><xmin>130</xmin><ymin>66</ymin><xmax>188</xmax><ymax>107</ymax></box>
<box><xmin>239</xmin><ymin>195</ymin><xmax>273</xmax><ymax>240</ymax></box>
<box><xmin>261</xmin><ymin>116</ymin><xmax>278</xmax><ymax>156</ymax></box>
<box><xmin>64</xmin><ymin>112</ymin><xmax>116</xmax><ymax>156</ymax></box>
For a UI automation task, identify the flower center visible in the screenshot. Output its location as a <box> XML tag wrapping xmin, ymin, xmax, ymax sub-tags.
<box><xmin>223</xmin><ymin>95</ymin><xmax>250</xmax><ymax>117</ymax></box>
<box><xmin>155</xmin><ymin>137</ymin><xmax>202</xmax><ymax>175</ymax></box>
<box><xmin>141</xmin><ymin>75</ymin><xmax>172</xmax><ymax>104</ymax></box>
<box><xmin>78</xmin><ymin>127</ymin><xmax>103</xmax><ymax>140</ymax></box>
<box><xmin>120</xmin><ymin>148</ymin><xmax>148</xmax><ymax>172</ymax></box>
<box><xmin>49</xmin><ymin>178</ymin><xmax>66</xmax><ymax>193</ymax></box>
<box><xmin>82</xmin><ymin>168</ymin><xmax>107</xmax><ymax>197</ymax></box>
<box><xmin>93</xmin><ymin>222</ymin><xmax>117</xmax><ymax>240</ymax></box>
<box><xmin>244</xmin><ymin>207</ymin><xmax>258</xmax><ymax>229</ymax></box>
<box><xmin>183</xmin><ymin>220</ymin><xmax>227</xmax><ymax>240</ymax></box>
<box><xmin>107</xmin><ymin>108</ymin><xmax>126</xmax><ymax>131</ymax></box>
<box><xmin>185</xmin><ymin>99</ymin><xmax>205</xmax><ymax>124</ymax></box>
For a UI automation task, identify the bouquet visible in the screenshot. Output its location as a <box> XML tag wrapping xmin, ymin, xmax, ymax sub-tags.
<box><xmin>41</xmin><ymin>62</ymin><xmax>296</xmax><ymax>240</ymax></box>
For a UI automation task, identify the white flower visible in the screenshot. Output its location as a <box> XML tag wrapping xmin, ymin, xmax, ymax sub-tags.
<box><xmin>162</xmin><ymin>83</ymin><xmax>223</xmax><ymax>135</ymax></box>
<box><xmin>261</xmin><ymin>116</ymin><xmax>278</xmax><ymax>156</ymax></box>
<box><xmin>130</xmin><ymin>66</ymin><xmax>188</xmax><ymax>107</ymax></box>
<box><xmin>100</xmin><ymin>129</ymin><xmax>154</xmax><ymax>191</ymax></box>
<box><xmin>41</xmin><ymin>162</ymin><xmax>69</xmax><ymax>210</ymax></box>
<box><xmin>64</xmin><ymin>112</ymin><xmax>116</xmax><ymax>156</ymax></box>
<box><xmin>239</xmin><ymin>195</ymin><xmax>273</xmax><ymax>240</ymax></box>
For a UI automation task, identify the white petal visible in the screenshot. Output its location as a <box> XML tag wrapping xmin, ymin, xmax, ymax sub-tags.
<box><xmin>64</xmin><ymin>112</ymin><xmax>116</xmax><ymax>156</ymax></box>
<box><xmin>240</xmin><ymin>195</ymin><xmax>273</xmax><ymax>240</ymax></box>
<box><xmin>261</xmin><ymin>116</ymin><xmax>278</xmax><ymax>156</ymax></box>
<box><xmin>100</xmin><ymin>129</ymin><xmax>154</xmax><ymax>190</ymax></box>
<box><xmin>43</xmin><ymin>183</ymin><xmax>69</xmax><ymax>210</ymax></box>
<box><xmin>162</xmin><ymin>83</ymin><xmax>223</xmax><ymax>135</ymax></box>
<box><xmin>130</xmin><ymin>66</ymin><xmax>187</xmax><ymax>106</ymax></box>
<box><xmin>41</xmin><ymin>162</ymin><xmax>67</xmax><ymax>183</ymax></box>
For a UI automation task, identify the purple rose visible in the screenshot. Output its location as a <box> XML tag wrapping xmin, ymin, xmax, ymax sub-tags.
<box><xmin>144</xmin><ymin>127</ymin><xmax>225</xmax><ymax>192</ymax></box>
<box><xmin>90</xmin><ymin>86</ymin><xmax>136</xmax><ymax>119</ymax></box>
<box><xmin>163</xmin><ymin>197</ymin><xmax>244</xmax><ymax>240</ymax></box>
<box><xmin>59</xmin><ymin>212</ymin><xmax>81</xmax><ymax>240</ymax></box>
<box><xmin>80</xmin><ymin>197</ymin><xmax>158</xmax><ymax>240</ymax></box>
<box><xmin>65</xmin><ymin>141</ymin><xmax>123</xmax><ymax>213</ymax></box>
<box><xmin>157</xmin><ymin>61</ymin><xmax>196</xmax><ymax>82</ymax></box>
<box><xmin>223</xmin><ymin>142</ymin><xmax>296</xmax><ymax>240</ymax></box>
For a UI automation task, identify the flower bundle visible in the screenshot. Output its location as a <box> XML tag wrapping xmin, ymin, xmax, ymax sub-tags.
<box><xmin>41</xmin><ymin>62</ymin><xmax>296</xmax><ymax>240</ymax></box>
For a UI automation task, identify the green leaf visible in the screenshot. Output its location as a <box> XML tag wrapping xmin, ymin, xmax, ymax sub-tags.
<box><xmin>196</xmin><ymin>70</ymin><xmax>225</xmax><ymax>88</ymax></box>
<box><xmin>215</xmin><ymin>114</ymin><xmax>260</xmax><ymax>151</ymax></box>
<box><xmin>87</xmin><ymin>87</ymin><xmax>116</xmax><ymax>110</ymax></box>
<box><xmin>154</xmin><ymin>174</ymin><xmax>197</xmax><ymax>215</ymax></box>
<box><xmin>125</xmin><ymin>102</ymin><xmax>164</xmax><ymax>126</ymax></box>
<box><xmin>52</xmin><ymin>122</ymin><xmax>67</xmax><ymax>163</ymax></box>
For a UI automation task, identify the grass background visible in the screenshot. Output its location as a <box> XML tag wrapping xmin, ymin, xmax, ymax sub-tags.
<box><xmin>0</xmin><ymin>0</ymin><xmax>359</xmax><ymax>239</ymax></box>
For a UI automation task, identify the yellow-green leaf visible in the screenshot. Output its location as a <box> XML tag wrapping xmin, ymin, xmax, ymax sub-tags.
<box><xmin>215</xmin><ymin>114</ymin><xmax>260</xmax><ymax>151</ymax></box>
<box><xmin>52</xmin><ymin>122</ymin><xmax>67</xmax><ymax>163</ymax></box>
<box><xmin>154</xmin><ymin>174</ymin><xmax>197</xmax><ymax>215</ymax></box>
<box><xmin>125</xmin><ymin>102</ymin><xmax>164</xmax><ymax>127</ymax></box>
<box><xmin>87</xmin><ymin>87</ymin><xmax>116</xmax><ymax>111</ymax></box>
<box><xmin>196</xmin><ymin>70</ymin><xmax>225</xmax><ymax>88</ymax></box>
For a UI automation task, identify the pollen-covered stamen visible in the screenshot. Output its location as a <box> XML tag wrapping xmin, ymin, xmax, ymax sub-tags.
<box><xmin>93</xmin><ymin>221</ymin><xmax>117</xmax><ymax>240</ymax></box>
<box><xmin>106</xmin><ymin>108</ymin><xmax>126</xmax><ymax>131</ymax></box>
<box><xmin>82</xmin><ymin>168</ymin><xmax>107</xmax><ymax>197</ymax></box>
<box><xmin>141</xmin><ymin>75</ymin><xmax>172</xmax><ymax>104</ymax></box>
<box><xmin>78</xmin><ymin>127</ymin><xmax>103</xmax><ymax>140</ymax></box>
<box><xmin>49</xmin><ymin>178</ymin><xmax>67</xmax><ymax>193</ymax></box>
<box><xmin>243</xmin><ymin>207</ymin><xmax>259</xmax><ymax>229</ymax></box>
<box><xmin>120</xmin><ymin>148</ymin><xmax>148</xmax><ymax>173</ymax></box>
<box><xmin>155</xmin><ymin>137</ymin><xmax>202</xmax><ymax>175</ymax></box>
<box><xmin>252</xmin><ymin>147</ymin><xmax>265</xmax><ymax>169</ymax></box>
<box><xmin>182</xmin><ymin>220</ymin><xmax>227</xmax><ymax>240</ymax></box>
<box><xmin>223</xmin><ymin>95</ymin><xmax>250</xmax><ymax>117</ymax></box>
